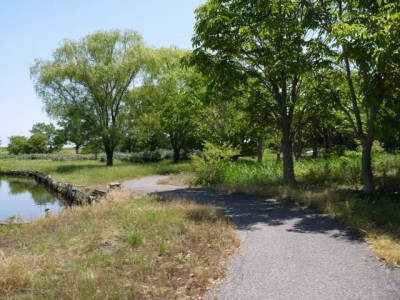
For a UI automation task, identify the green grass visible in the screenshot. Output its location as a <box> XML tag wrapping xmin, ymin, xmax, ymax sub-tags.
<box><xmin>0</xmin><ymin>159</ymin><xmax>192</xmax><ymax>186</ymax></box>
<box><xmin>0</xmin><ymin>192</ymin><xmax>239</xmax><ymax>299</ymax></box>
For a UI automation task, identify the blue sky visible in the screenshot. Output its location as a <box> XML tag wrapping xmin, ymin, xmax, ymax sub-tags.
<box><xmin>0</xmin><ymin>0</ymin><xmax>205</xmax><ymax>145</ymax></box>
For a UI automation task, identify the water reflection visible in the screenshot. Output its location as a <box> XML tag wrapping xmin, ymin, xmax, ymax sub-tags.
<box><xmin>0</xmin><ymin>177</ymin><xmax>64</xmax><ymax>222</ymax></box>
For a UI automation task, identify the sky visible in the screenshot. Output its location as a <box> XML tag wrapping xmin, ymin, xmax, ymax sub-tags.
<box><xmin>0</xmin><ymin>0</ymin><xmax>205</xmax><ymax>146</ymax></box>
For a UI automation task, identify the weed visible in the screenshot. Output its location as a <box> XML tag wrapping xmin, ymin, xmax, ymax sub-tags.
<box><xmin>207</xmin><ymin>242</ymin><xmax>217</xmax><ymax>249</ymax></box>
<box><xmin>126</xmin><ymin>229</ymin><xmax>144</xmax><ymax>246</ymax></box>
<box><xmin>174</xmin><ymin>253</ymin><xmax>190</xmax><ymax>263</ymax></box>
<box><xmin>157</xmin><ymin>240</ymin><xmax>167</xmax><ymax>256</ymax></box>
<box><xmin>0</xmin><ymin>191</ymin><xmax>239</xmax><ymax>299</ymax></box>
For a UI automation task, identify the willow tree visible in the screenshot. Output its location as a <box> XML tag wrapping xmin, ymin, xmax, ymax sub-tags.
<box><xmin>189</xmin><ymin>0</ymin><xmax>327</xmax><ymax>183</ymax></box>
<box><xmin>31</xmin><ymin>30</ymin><xmax>148</xmax><ymax>165</ymax></box>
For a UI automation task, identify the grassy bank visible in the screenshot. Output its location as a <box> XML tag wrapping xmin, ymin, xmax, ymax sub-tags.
<box><xmin>0</xmin><ymin>190</ymin><xmax>238</xmax><ymax>299</ymax></box>
<box><xmin>0</xmin><ymin>159</ymin><xmax>191</xmax><ymax>187</ymax></box>
<box><xmin>193</xmin><ymin>151</ymin><xmax>400</xmax><ymax>267</ymax></box>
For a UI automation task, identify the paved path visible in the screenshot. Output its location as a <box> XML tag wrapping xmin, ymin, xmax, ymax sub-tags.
<box><xmin>122</xmin><ymin>176</ymin><xmax>400</xmax><ymax>300</ymax></box>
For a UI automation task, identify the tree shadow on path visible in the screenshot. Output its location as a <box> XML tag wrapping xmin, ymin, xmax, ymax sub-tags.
<box><xmin>152</xmin><ymin>187</ymin><xmax>361</xmax><ymax>244</ymax></box>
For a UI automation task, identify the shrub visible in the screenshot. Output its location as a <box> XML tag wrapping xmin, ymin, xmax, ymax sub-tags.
<box><xmin>190</xmin><ymin>142</ymin><xmax>240</xmax><ymax>185</ymax></box>
<box><xmin>128</xmin><ymin>149</ymin><xmax>172</xmax><ymax>163</ymax></box>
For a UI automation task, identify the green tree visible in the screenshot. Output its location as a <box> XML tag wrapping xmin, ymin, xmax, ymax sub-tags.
<box><xmin>326</xmin><ymin>0</ymin><xmax>400</xmax><ymax>192</ymax></box>
<box><xmin>122</xmin><ymin>85</ymin><xmax>169</xmax><ymax>152</ymax></box>
<box><xmin>8</xmin><ymin>136</ymin><xmax>30</xmax><ymax>154</ymax></box>
<box><xmin>57</xmin><ymin>108</ymin><xmax>91</xmax><ymax>154</ymax></box>
<box><xmin>28</xmin><ymin>132</ymin><xmax>48</xmax><ymax>153</ymax></box>
<box><xmin>31</xmin><ymin>30</ymin><xmax>149</xmax><ymax>165</ymax></box>
<box><xmin>143</xmin><ymin>47</ymin><xmax>204</xmax><ymax>163</ymax></box>
<box><xmin>200</xmin><ymin>100</ymin><xmax>245</xmax><ymax>147</ymax></box>
<box><xmin>30</xmin><ymin>122</ymin><xmax>63</xmax><ymax>153</ymax></box>
<box><xmin>189</xmin><ymin>0</ymin><xmax>327</xmax><ymax>183</ymax></box>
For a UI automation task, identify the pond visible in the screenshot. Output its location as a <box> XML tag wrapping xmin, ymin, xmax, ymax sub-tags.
<box><xmin>0</xmin><ymin>177</ymin><xmax>65</xmax><ymax>222</ymax></box>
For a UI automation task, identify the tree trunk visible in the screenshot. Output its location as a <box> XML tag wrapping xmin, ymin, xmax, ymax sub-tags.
<box><xmin>294</xmin><ymin>130</ymin><xmax>303</xmax><ymax>161</ymax></box>
<box><xmin>106</xmin><ymin>148</ymin><xmax>114</xmax><ymax>166</ymax></box>
<box><xmin>312</xmin><ymin>140</ymin><xmax>318</xmax><ymax>158</ymax></box>
<box><xmin>256</xmin><ymin>134</ymin><xmax>264</xmax><ymax>163</ymax></box>
<box><xmin>324</xmin><ymin>133</ymin><xmax>332</xmax><ymax>157</ymax></box>
<box><xmin>361</xmin><ymin>138</ymin><xmax>374</xmax><ymax>193</ymax></box>
<box><xmin>169</xmin><ymin>131</ymin><xmax>185</xmax><ymax>164</ymax></box>
<box><xmin>103</xmin><ymin>139</ymin><xmax>114</xmax><ymax>166</ymax></box>
<box><xmin>173</xmin><ymin>147</ymin><xmax>180</xmax><ymax>164</ymax></box>
<box><xmin>281</xmin><ymin>132</ymin><xmax>295</xmax><ymax>183</ymax></box>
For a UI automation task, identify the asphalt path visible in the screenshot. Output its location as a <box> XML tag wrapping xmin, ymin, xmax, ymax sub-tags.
<box><xmin>122</xmin><ymin>175</ymin><xmax>400</xmax><ymax>300</ymax></box>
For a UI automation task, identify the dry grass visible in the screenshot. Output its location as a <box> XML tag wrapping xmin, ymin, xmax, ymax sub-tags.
<box><xmin>157</xmin><ymin>172</ymin><xmax>195</xmax><ymax>186</ymax></box>
<box><xmin>213</xmin><ymin>182</ymin><xmax>400</xmax><ymax>268</ymax></box>
<box><xmin>368</xmin><ymin>235</ymin><xmax>400</xmax><ymax>268</ymax></box>
<box><xmin>0</xmin><ymin>190</ymin><xmax>239</xmax><ymax>299</ymax></box>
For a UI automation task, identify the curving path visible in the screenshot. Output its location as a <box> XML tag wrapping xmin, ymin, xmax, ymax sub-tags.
<box><xmin>122</xmin><ymin>175</ymin><xmax>400</xmax><ymax>300</ymax></box>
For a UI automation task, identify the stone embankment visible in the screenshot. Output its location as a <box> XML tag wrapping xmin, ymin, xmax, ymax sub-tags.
<box><xmin>0</xmin><ymin>170</ymin><xmax>109</xmax><ymax>205</ymax></box>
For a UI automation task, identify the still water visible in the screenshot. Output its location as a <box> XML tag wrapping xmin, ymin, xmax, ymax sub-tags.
<box><xmin>0</xmin><ymin>177</ymin><xmax>64</xmax><ymax>222</ymax></box>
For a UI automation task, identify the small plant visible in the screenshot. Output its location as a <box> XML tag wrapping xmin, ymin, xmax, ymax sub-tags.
<box><xmin>157</xmin><ymin>240</ymin><xmax>167</xmax><ymax>256</ymax></box>
<box><xmin>126</xmin><ymin>229</ymin><xmax>143</xmax><ymax>246</ymax></box>
<box><xmin>207</xmin><ymin>242</ymin><xmax>217</xmax><ymax>250</ymax></box>
<box><xmin>174</xmin><ymin>253</ymin><xmax>190</xmax><ymax>264</ymax></box>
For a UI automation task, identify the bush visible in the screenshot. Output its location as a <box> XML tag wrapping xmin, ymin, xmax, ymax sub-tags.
<box><xmin>128</xmin><ymin>149</ymin><xmax>172</xmax><ymax>163</ymax></box>
<box><xmin>191</xmin><ymin>142</ymin><xmax>240</xmax><ymax>185</ymax></box>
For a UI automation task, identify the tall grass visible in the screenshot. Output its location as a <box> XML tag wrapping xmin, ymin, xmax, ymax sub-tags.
<box><xmin>0</xmin><ymin>191</ymin><xmax>239</xmax><ymax>299</ymax></box>
<box><xmin>203</xmin><ymin>152</ymin><xmax>400</xmax><ymax>191</ymax></box>
<box><xmin>218</xmin><ymin>160</ymin><xmax>283</xmax><ymax>185</ymax></box>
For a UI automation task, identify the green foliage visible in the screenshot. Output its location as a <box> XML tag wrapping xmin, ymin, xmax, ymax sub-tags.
<box><xmin>191</xmin><ymin>141</ymin><xmax>240</xmax><ymax>185</ymax></box>
<box><xmin>28</xmin><ymin>131</ymin><xmax>48</xmax><ymax>153</ymax></box>
<box><xmin>216</xmin><ymin>160</ymin><xmax>283</xmax><ymax>186</ymax></box>
<box><xmin>326</xmin><ymin>0</ymin><xmax>400</xmax><ymax>192</ymax></box>
<box><xmin>31</xmin><ymin>30</ymin><xmax>150</xmax><ymax>166</ymax></box>
<box><xmin>7</xmin><ymin>123</ymin><xmax>64</xmax><ymax>155</ymax></box>
<box><xmin>128</xmin><ymin>149</ymin><xmax>172</xmax><ymax>163</ymax></box>
<box><xmin>192</xmin><ymin>151</ymin><xmax>400</xmax><ymax>193</ymax></box>
<box><xmin>7</xmin><ymin>136</ymin><xmax>30</xmax><ymax>155</ymax></box>
<box><xmin>30</xmin><ymin>122</ymin><xmax>64</xmax><ymax>152</ymax></box>
<box><xmin>299</xmin><ymin>157</ymin><xmax>361</xmax><ymax>188</ymax></box>
<box><xmin>189</xmin><ymin>0</ymin><xmax>330</xmax><ymax>183</ymax></box>
<box><xmin>138</xmin><ymin>47</ymin><xmax>205</xmax><ymax>163</ymax></box>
